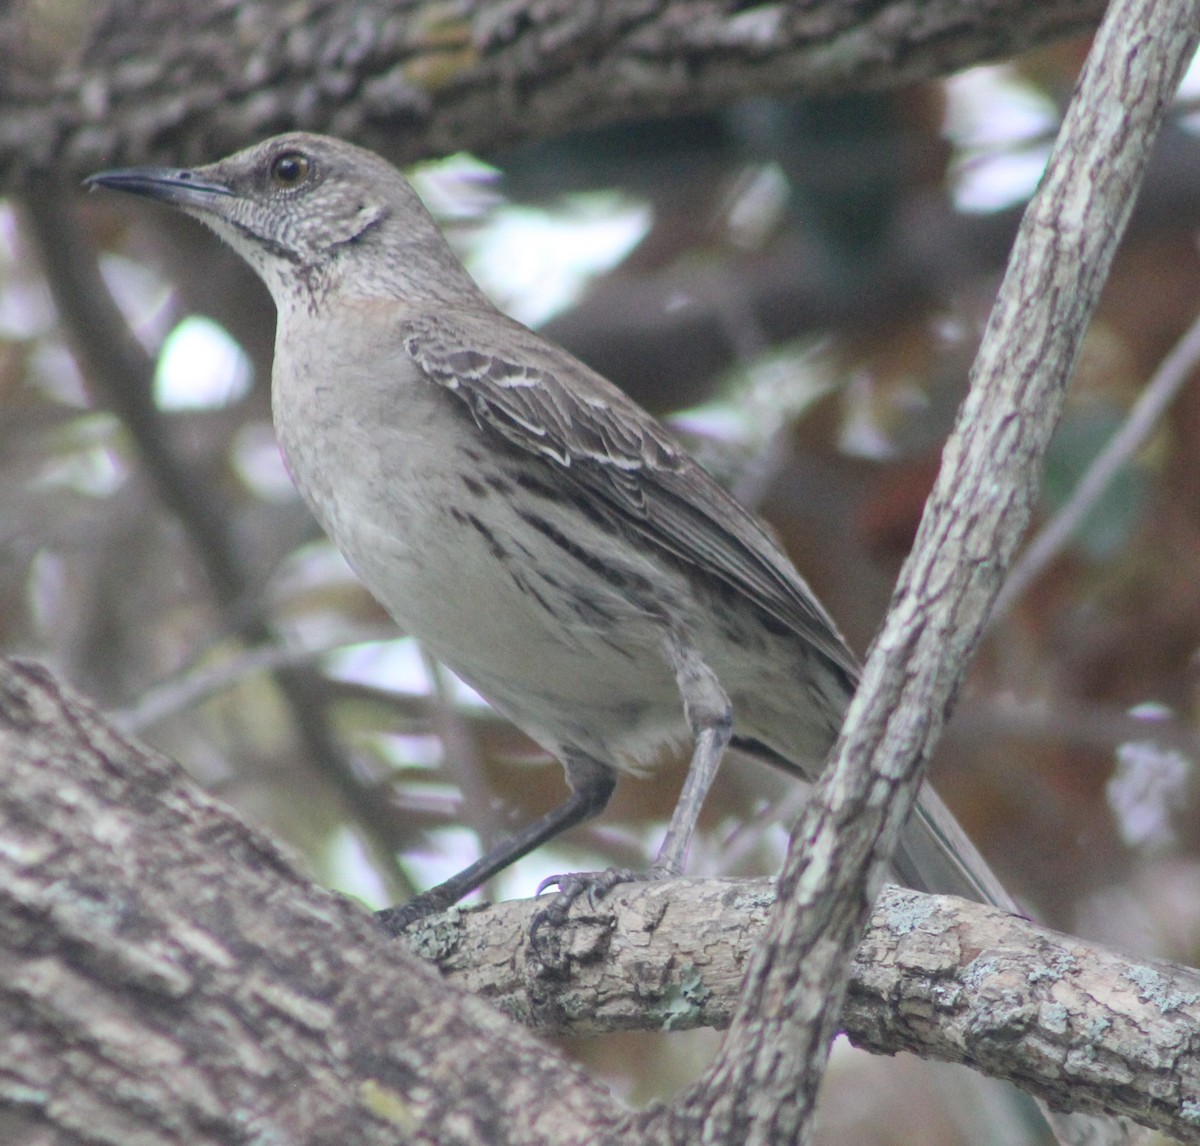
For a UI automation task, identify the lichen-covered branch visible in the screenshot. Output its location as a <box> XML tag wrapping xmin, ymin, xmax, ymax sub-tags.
<box><xmin>0</xmin><ymin>0</ymin><xmax>1105</xmax><ymax>182</ymax></box>
<box><xmin>415</xmin><ymin>882</ymin><xmax>1200</xmax><ymax>1141</ymax></box>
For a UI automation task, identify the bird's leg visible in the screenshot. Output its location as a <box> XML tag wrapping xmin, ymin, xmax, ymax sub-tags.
<box><xmin>377</xmin><ymin>761</ymin><xmax>616</xmax><ymax>935</ymax></box>
<box><xmin>532</xmin><ymin>636</ymin><xmax>732</xmax><ymax>934</ymax></box>
<box><xmin>651</xmin><ymin>637</ymin><xmax>733</xmax><ymax>877</ymax></box>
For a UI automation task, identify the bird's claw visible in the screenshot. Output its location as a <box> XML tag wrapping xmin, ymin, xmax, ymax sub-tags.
<box><xmin>376</xmin><ymin>887</ymin><xmax>456</xmax><ymax>937</ymax></box>
<box><xmin>529</xmin><ymin>865</ymin><xmax>669</xmax><ymax>947</ymax></box>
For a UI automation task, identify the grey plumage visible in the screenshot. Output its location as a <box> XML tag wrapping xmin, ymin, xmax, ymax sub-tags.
<box><xmin>86</xmin><ymin>133</ymin><xmax>1013</xmax><ymax>927</ymax></box>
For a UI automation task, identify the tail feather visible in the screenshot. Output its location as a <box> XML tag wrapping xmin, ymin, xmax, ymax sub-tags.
<box><xmin>736</xmin><ymin>735</ymin><xmax>1015</xmax><ymax>910</ymax></box>
<box><xmin>894</xmin><ymin>785</ymin><xmax>1017</xmax><ymax>911</ymax></box>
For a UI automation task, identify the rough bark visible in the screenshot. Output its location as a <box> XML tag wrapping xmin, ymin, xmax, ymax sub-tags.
<box><xmin>421</xmin><ymin>882</ymin><xmax>1200</xmax><ymax>1141</ymax></box>
<box><xmin>4</xmin><ymin>659</ymin><xmax>1198</xmax><ymax>1144</ymax></box>
<box><xmin>0</xmin><ymin>659</ymin><xmax>625</xmax><ymax>1146</ymax></box>
<box><xmin>2</xmin><ymin>0</ymin><xmax>1105</xmax><ymax>182</ymax></box>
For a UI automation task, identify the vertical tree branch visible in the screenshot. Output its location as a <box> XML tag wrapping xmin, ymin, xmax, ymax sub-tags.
<box><xmin>637</xmin><ymin>1</ymin><xmax>1200</xmax><ymax>1142</ymax></box>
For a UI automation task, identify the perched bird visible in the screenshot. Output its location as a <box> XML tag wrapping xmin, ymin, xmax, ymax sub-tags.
<box><xmin>86</xmin><ymin>133</ymin><xmax>1011</xmax><ymax>931</ymax></box>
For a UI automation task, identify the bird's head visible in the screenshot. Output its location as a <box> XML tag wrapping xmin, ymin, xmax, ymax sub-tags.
<box><xmin>86</xmin><ymin>132</ymin><xmax>477</xmax><ymax>309</ymax></box>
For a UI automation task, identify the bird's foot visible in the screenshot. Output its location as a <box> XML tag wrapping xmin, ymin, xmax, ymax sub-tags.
<box><xmin>376</xmin><ymin>903</ymin><xmax>421</xmax><ymax>936</ymax></box>
<box><xmin>530</xmin><ymin>864</ymin><xmax>671</xmax><ymax>943</ymax></box>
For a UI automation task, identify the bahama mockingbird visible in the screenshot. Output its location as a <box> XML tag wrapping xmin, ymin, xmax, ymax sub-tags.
<box><xmin>86</xmin><ymin>133</ymin><xmax>1013</xmax><ymax>933</ymax></box>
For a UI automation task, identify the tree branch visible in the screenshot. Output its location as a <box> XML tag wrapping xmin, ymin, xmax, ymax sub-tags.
<box><xmin>1</xmin><ymin>0</ymin><xmax>1105</xmax><ymax>181</ymax></box>
<box><xmin>413</xmin><ymin>882</ymin><xmax>1200</xmax><ymax>1141</ymax></box>
<box><xmin>3</xmin><ymin>656</ymin><xmax>1197</xmax><ymax>1144</ymax></box>
<box><xmin>0</xmin><ymin>658</ymin><xmax>625</xmax><ymax>1146</ymax></box>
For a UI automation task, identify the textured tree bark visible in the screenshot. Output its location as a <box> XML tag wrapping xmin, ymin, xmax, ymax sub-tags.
<box><xmin>4</xmin><ymin>659</ymin><xmax>1197</xmax><ymax>1143</ymax></box>
<box><xmin>419</xmin><ymin>882</ymin><xmax>1200</xmax><ymax>1140</ymax></box>
<box><xmin>0</xmin><ymin>659</ymin><xmax>625</xmax><ymax>1146</ymax></box>
<box><xmin>1</xmin><ymin>0</ymin><xmax>1105</xmax><ymax>181</ymax></box>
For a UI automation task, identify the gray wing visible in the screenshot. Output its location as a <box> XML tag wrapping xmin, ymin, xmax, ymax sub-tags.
<box><xmin>403</xmin><ymin>308</ymin><xmax>859</xmax><ymax>682</ymax></box>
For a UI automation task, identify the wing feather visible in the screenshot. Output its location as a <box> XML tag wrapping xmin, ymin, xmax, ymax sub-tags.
<box><xmin>403</xmin><ymin>309</ymin><xmax>859</xmax><ymax>681</ymax></box>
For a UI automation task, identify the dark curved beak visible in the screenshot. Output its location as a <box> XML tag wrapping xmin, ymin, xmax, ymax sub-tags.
<box><xmin>83</xmin><ymin>167</ymin><xmax>233</xmax><ymax>210</ymax></box>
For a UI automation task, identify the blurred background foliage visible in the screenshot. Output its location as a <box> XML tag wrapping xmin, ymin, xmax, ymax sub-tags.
<box><xmin>4</xmin><ymin>29</ymin><xmax>1200</xmax><ymax>1144</ymax></box>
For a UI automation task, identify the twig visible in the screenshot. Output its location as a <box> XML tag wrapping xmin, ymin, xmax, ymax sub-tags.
<box><xmin>994</xmin><ymin>306</ymin><xmax>1200</xmax><ymax>621</ymax></box>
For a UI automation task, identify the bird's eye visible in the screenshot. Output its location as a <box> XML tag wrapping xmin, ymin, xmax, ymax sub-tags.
<box><xmin>270</xmin><ymin>152</ymin><xmax>311</xmax><ymax>189</ymax></box>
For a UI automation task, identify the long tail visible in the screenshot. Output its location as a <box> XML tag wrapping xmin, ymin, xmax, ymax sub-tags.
<box><xmin>893</xmin><ymin>785</ymin><xmax>1017</xmax><ymax>911</ymax></box>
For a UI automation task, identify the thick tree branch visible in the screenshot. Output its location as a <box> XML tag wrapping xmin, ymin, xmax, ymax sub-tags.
<box><xmin>3</xmin><ymin>656</ymin><xmax>1197</xmax><ymax>1144</ymax></box>
<box><xmin>1</xmin><ymin>0</ymin><xmax>1105</xmax><ymax>182</ymax></box>
<box><xmin>0</xmin><ymin>658</ymin><xmax>625</xmax><ymax>1146</ymax></box>
<box><xmin>415</xmin><ymin>883</ymin><xmax>1200</xmax><ymax>1141</ymax></box>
